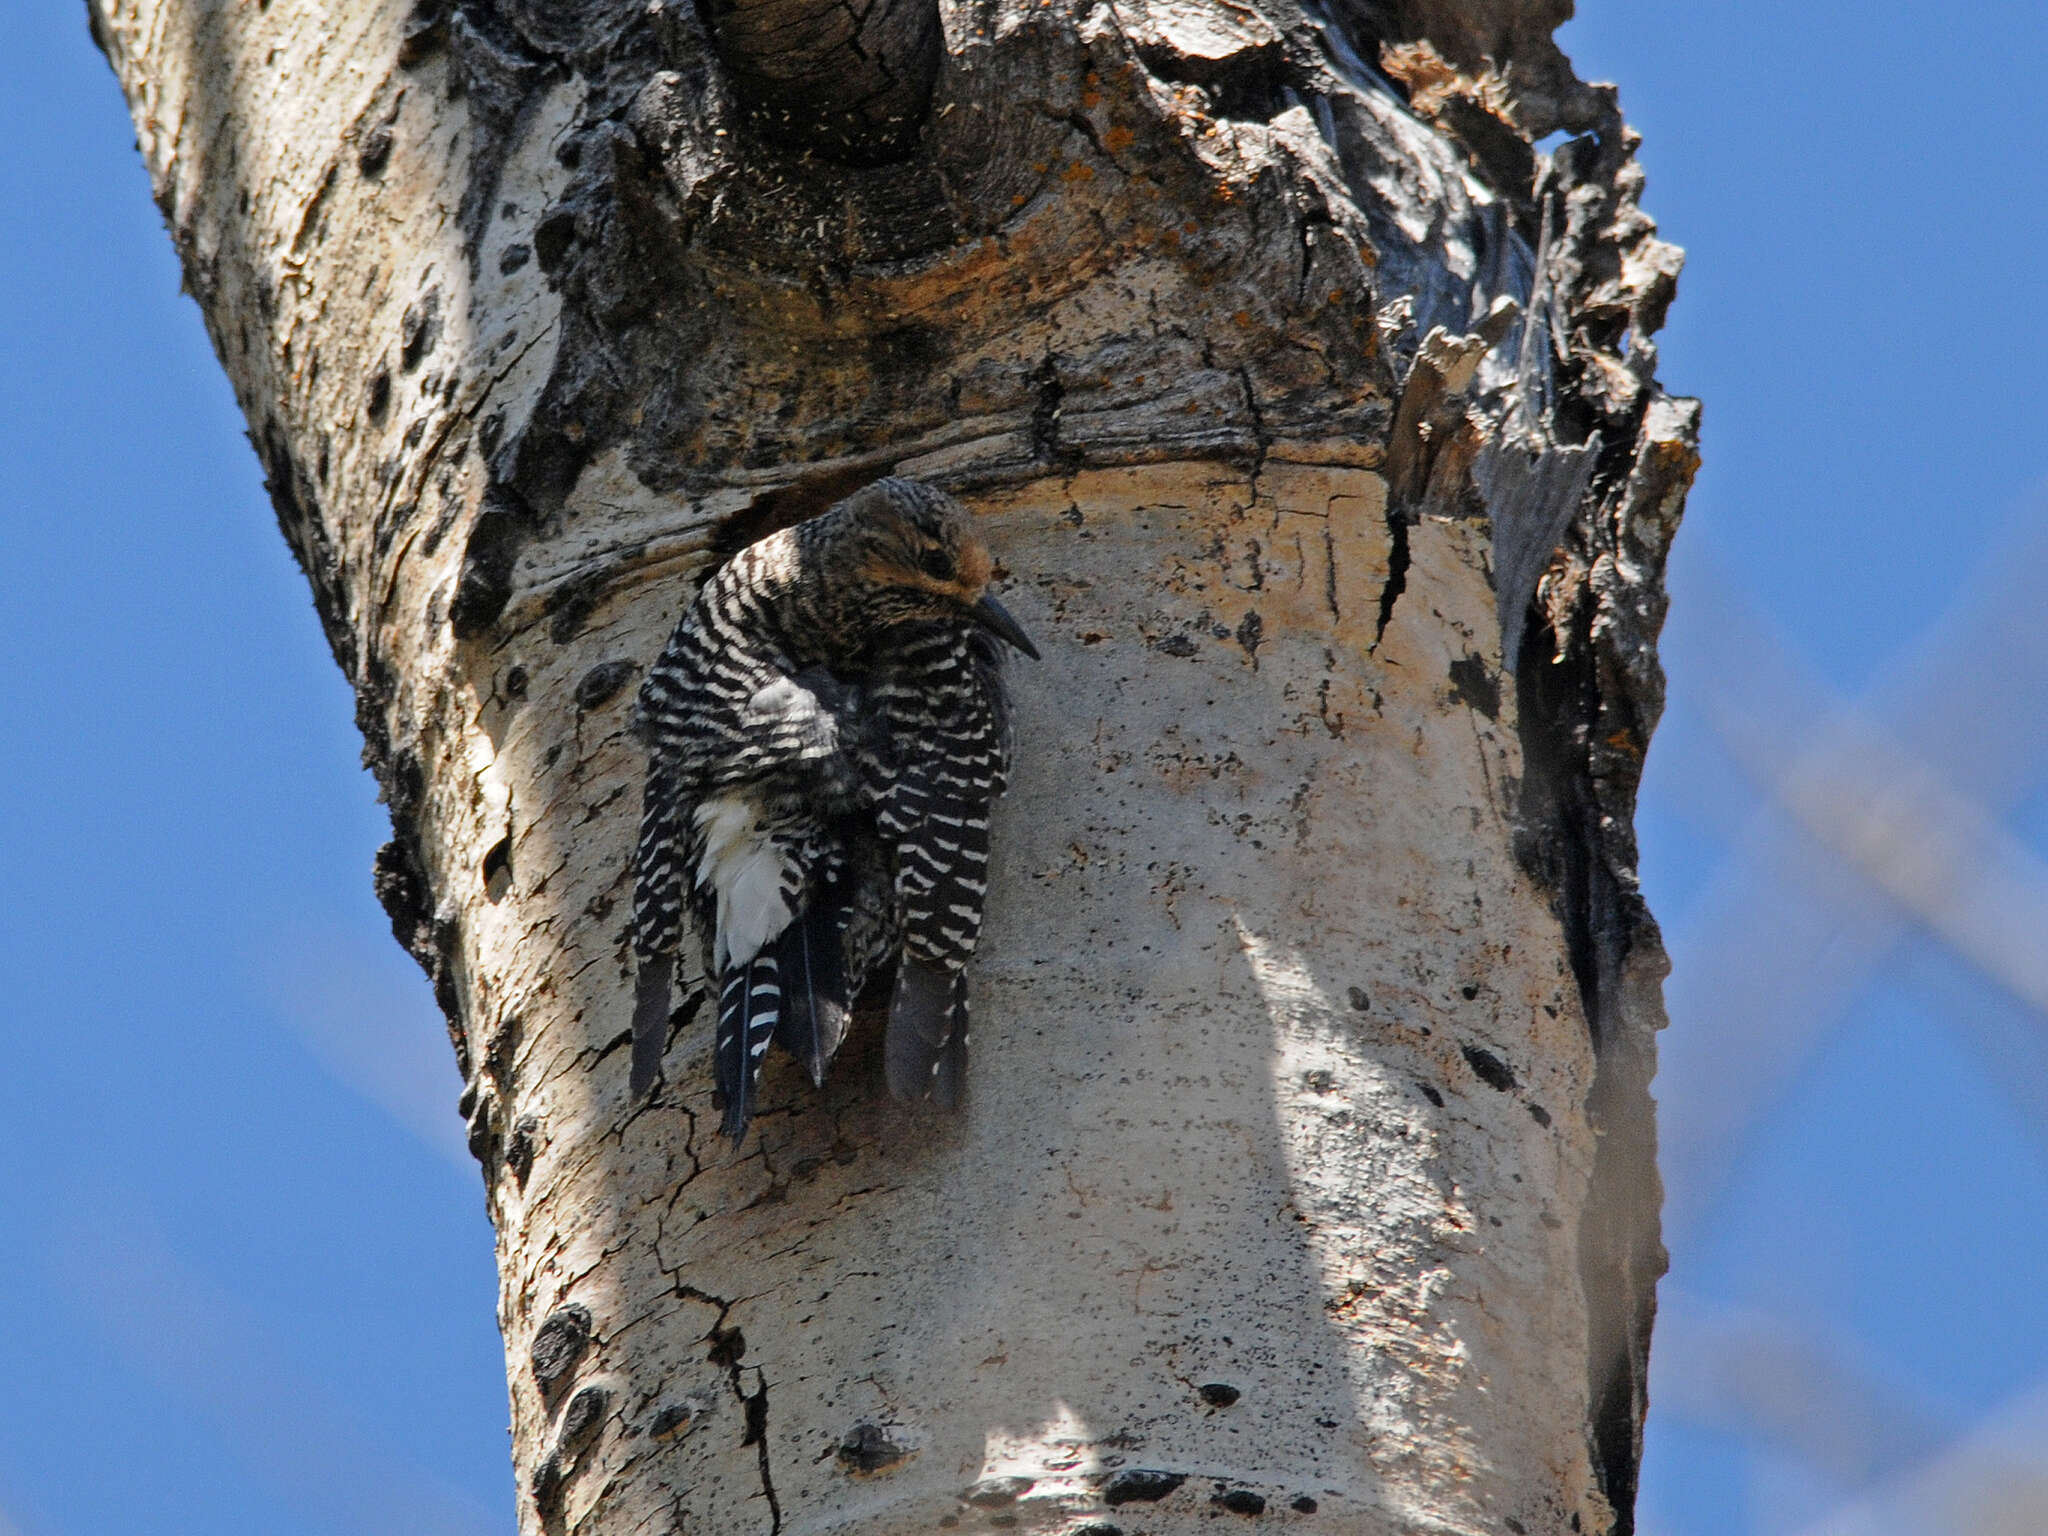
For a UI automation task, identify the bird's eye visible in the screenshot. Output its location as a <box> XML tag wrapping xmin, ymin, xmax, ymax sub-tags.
<box><xmin>916</xmin><ymin>545</ymin><xmax>952</xmax><ymax>580</ymax></box>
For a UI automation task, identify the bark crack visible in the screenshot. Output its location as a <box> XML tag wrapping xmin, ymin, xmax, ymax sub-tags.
<box><xmin>745</xmin><ymin>1367</ymin><xmax>781</xmax><ymax>1535</ymax></box>
<box><xmin>1372</xmin><ymin>508</ymin><xmax>1411</xmax><ymax>651</ymax></box>
<box><xmin>681</xmin><ymin>1286</ymin><xmax>783</xmax><ymax>1534</ymax></box>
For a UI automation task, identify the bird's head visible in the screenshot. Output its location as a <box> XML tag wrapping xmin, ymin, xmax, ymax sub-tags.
<box><xmin>831</xmin><ymin>477</ymin><xmax>1040</xmax><ymax>658</ymax></box>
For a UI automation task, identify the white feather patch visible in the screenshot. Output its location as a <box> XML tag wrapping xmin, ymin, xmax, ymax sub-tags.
<box><xmin>694</xmin><ymin>794</ymin><xmax>794</xmax><ymax>970</ymax></box>
<box><xmin>746</xmin><ymin>675</ymin><xmax>812</xmax><ymax>724</ymax></box>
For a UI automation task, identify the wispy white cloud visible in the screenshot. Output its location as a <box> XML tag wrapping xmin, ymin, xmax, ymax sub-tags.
<box><xmin>1797</xmin><ymin>1378</ymin><xmax>2048</xmax><ymax>1536</ymax></box>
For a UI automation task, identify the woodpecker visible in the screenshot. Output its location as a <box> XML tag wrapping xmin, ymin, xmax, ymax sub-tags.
<box><xmin>630</xmin><ymin>477</ymin><xmax>1037</xmax><ymax>1141</ymax></box>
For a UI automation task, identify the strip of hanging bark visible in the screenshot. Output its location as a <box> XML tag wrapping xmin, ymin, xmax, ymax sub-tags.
<box><xmin>701</xmin><ymin>0</ymin><xmax>942</xmax><ymax>164</ymax></box>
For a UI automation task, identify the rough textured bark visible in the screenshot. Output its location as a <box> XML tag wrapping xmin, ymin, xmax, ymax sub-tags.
<box><xmin>92</xmin><ymin>0</ymin><xmax>1695</xmax><ymax>1530</ymax></box>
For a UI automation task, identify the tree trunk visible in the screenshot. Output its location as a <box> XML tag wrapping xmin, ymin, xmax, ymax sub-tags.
<box><xmin>91</xmin><ymin>0</ymin><xmax>1694</xmax><ymax>1530</ymax></box>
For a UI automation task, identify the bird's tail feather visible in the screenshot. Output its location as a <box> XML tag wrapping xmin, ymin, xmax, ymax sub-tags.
<box><xmin>886</xmin><ymin>958</ymin><xmax>967</xmax><ymax>1105</ymax></box>
<box><xmin>771</xmin><ymin>901</ymin><xmax>851</xmax><ymax>1087</ymax></box>
<box><xmin>934</xmin><ymin>990</ymin><xmax>969</xmax><ymax>1111</ymax></box>
<box><xmin>630</xmin><ymin>951</ymin><xmax>675</xmax><ymax>1099</ymax></box>
<box><xmin>715</xmin><ymin>953</ymin><xmax>782</xmax><ymax>1142</ymax></box>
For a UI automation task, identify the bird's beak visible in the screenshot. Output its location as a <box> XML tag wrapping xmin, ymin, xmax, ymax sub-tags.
<box><xmin>968</xmin><ymin>593</ymin><xmax>1040</xmax><ymax>659</ymax></box>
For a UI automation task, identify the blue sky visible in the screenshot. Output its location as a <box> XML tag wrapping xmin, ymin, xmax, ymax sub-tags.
<box><xmin>6</xmin><ymin>3</ymin><xmax>2046</xmax><ymax>1532</ymax></box>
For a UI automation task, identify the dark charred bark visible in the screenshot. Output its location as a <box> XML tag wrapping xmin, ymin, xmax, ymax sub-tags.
<box><xmin>702</xmin><ymin>0</ymin><xmax>943</xmax><ymax>163</ymax></box>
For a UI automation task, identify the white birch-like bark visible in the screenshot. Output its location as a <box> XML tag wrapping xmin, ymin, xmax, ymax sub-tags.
<box><xmin>92</xmin><ymin>0</ymin><xmax>1695</xmax><ymax>1530</ymax></box>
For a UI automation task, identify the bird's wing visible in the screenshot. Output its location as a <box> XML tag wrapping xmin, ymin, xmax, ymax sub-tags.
<box><xmin>875</xmin><ymin>624</ymin><xmax>1010</xmax><ymax>968</ymax></box>
<box><xmin>630</xmin><ymin>757</ymin><xmax>690</xmax><ymax>1098</ymax></box>
<box><xmin>869</xmin><ymin>624</ymin><xmax>1011</xmax><ymax>1105</ymax></box>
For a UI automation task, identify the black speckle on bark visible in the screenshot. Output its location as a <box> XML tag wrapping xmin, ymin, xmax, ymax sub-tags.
<box><xmin>1417</xmin><ymin>1082</ymin><xmax>1444</xmax><ymax>1107</ymax></box>
<box><xmin>1197</xmin><ymin>1382</ymin><xmax>1241</xmax><ymax>1407</ymax></box>
<box><xmin>506</xmin><ymin>1114</ymin><xmax>540</xmax><ymax>1184</ymax></box>
<box><xmin>1529</xmin><ymin>1102</ymin><xmax>1553</xmax><ymax>1127</ymax></box>
<box><xmin>560</xmin><ymin>1384</ymin><xmax>611</xmax><ymax>1457</ymax></box>
<box><xmin>357</xmin><ymin>122</ymin><xmax>394</xmax><ymax>177</ymax></box>
<box><xmin>372</xmin><ymin>836</ymin><xmax>465</xmax><ymax>1060</ymax></box>
<box><xmin>450</xmin><ymin>484</ymin><xmax>536</xmax><ymax>638</ymax></box>
<box><xmin>1448</xmin><ymin>652</ymin><xmax>1501</xmax><ymax>720</ymax></box>
<box><xmin>1103</xmin><ymin>1470</ymin><xmax>1184</xmax><ymax>1506</ymax></box>
<box><xmin>530</xmin><ymin>1305</ymin><xmax>594</xmax><ymax>1403</ymax></box>
<box><xmin>1462</xmin><ymin>1044</ymin><xmax>1516</xmax><ymax>1091</ymax></box>
<box><xmin>574</xmin><ymin>659</ymin><xmax>637</xmax><ymax>711</ymax></box>
<box><xmin>365</xmin><ymin>367</ymin><xmax>392</xmax><ymax>423</ymax></box>
<box><xmin>482</xmin><ymin>834</ymin><xmax>513</xmax><ymax>899</ymax></box>
<box><xmin>837</xmin><ymin>1422</ymin><xmax>908</xmax><ymax>1474</ymax></box>
<box><xmin>1235</xmin><ymin>609</ymin><xmax>1264</xmax><ymax>657</ymax></box>
<box><xmin>499</xmin><ymin>241</ymin><xmax>532</xmax><ymax>273</ymax></box>
<box><xmin>400</xmin><ymin>288</ymin><xmax>440</xmax><ymax>370</ymax></box>
<box><xmin>1291</xmin><ymin>1495</ymin><xmax>1319</xmax><ymax>1513</ymax></box>
<box><xmin>1347</xmin><ymin>986</ymin><xmax>1370</xmax><ymax>1011</ymax></box>
<box><xmin>534</xmin><ymin>209</ymin><xmax>578</xmax><ymax>273</ymax></box>
<box><xmin>1213</xmin><ymin>1488</ymin><xmax>1266</xmax><ymax>1516</ymax></box>
<box><xmin>1153</xmin><ymin>633</ymin><xmax>1199</xmax><ymax>658</ymax></box>
<box><xmin>651</xmin><ymin>1401</ymin><xmax>698</xmax><ymax>1439</ymax></box>
<box><xmin>531</xmin><ymin>1452</ymin><xmax>564</xmax><ymax>1517</ymax></box>
<box><xmin>463</xmin><ymin>1083</ymin><xmax>497</xmax><ymax>1163</ymax></box>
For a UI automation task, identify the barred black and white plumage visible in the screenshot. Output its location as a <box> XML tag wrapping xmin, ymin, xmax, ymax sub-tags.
<box><xmin>862</xmin><ymin>621</ymin><xmax>1013</xmax><ymax>1106</ymax></box>
<box><xmin>629</xmin><ymin>477</ymin><xmax>1036</xmax><ymax>1142</ymax></box>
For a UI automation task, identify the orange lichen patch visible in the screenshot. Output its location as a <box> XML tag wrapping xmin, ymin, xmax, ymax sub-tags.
<box><xmin>1654</xmin><ymin>436</ymin><xmax>1704</xmax><ymax>480</ymax></box>
<box><xmin>1061</xmin><ymin>161</ymin><xmax>1095</xmax><ymax>183</ymax></box>
<box><xmin>1104</xmin><ymin>124</ymin><xmax>1135</xmax><ymax>153</ymax></box>
<box><xmin>1379</xmin><ymin>37</ymin><xmax>1516</xmax><ymax>124</ymax></box>
<box><xmin>1378</xmin><ymin>39</ymin><xmax>1461</xmax><ymax>115</ymax></box>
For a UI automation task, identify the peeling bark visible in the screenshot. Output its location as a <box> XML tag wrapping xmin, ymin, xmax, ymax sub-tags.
<box><xmin>92</xmin><ymin>0</ymin><xmax>1694</xmax><ymax>1530</ymax></box>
